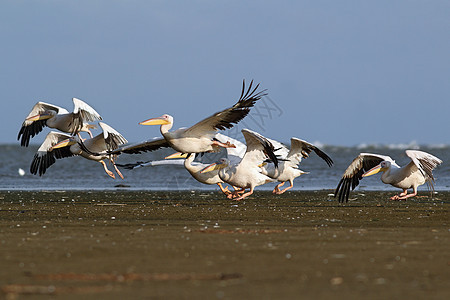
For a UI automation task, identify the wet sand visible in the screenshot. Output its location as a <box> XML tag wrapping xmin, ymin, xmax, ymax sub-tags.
<box><xmin>0</xmin><ymin>190</ymin><xmax>449</xmax><ymax>299</ymax></box>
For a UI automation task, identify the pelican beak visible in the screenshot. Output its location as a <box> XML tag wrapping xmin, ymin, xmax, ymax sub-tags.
<box><xmin>26</xmin><ymin>112</ymin><xmax>52</xmax><ymax>122</ymax></box>
<box><xmin>139</xmin><ymin>116</ymin><xmax>170</xmax><ymax>126</ymax></box>
<box><xmin>200</xmin><ymin>162</ymin><xmax>225</xmax><ymax>174</ymax></box>
<box><xmin>362</xmin><ymin>164</ymin><xmax>385</xmax><ymax>177</ymax></box>
<box><xmin>165</xmin><ymin>152</ymin><xmax>188</xmax><ymax>159</ymax></box>
<box><xmin>50</xmin><ymin>138</ymin><xmax>76</xmax><ymax>151</ymax></box>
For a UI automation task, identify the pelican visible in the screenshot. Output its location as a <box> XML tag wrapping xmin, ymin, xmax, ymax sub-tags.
<box><xmin>334</xmin><ymin>150</ymin><xmax>442</xmax><ymax>202</ymax></box>
<box><xmin>261</xmin><ymin>138</ymin><xmax>334</xmax><ymax>194</ymax></box>
<box><xmin>124</xmin><ymin>153</ymin><xmax>233</xmax><ymax>194</ymax></box>
<box><xmin>18</xmin><ymin>98</ymin><xmax>102</xmax><ymax>147</ymax></box>
<box><xmin>118</xmin><ymin>133</ymin><xmax>246</xmax><ymax>195</ymax></box>
<box><xmin>30</xmin><ymin>122</ymin><xmax>127</xmax><ymax>179</ymax></box>
<box><xmin>110</xmin><ymin>80</ymin><xmax>266</xmax><ymax>155</ymax></box>
<box><xmin>201</xmin><ymin>129</ymin><xmax>278</xmax><ymax>201</ymax></box>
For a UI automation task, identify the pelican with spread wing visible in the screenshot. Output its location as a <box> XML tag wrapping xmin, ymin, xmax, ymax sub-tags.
<box><xmin>18</xmin><ymin>98</ymin><xmax>102</xmax><ymax>147</ymax></box>
<box><xmin>334</xmin><ymin>150</ymin><xmax>442</xmax><ymax>202</ymax></box>
<box><xmin>110</xmin><ymin>80</ymin><xmax>266</xmax><ymax>155</ymax></box>
<box><xmin>30</xmin><ymin>122</ymin><xmax>127</xmax><ymax>179</ymax></box>
<box><xmin>201</xmin><ymin>129</ymin><xmax>278</xmax><ymax>201</ymax></box>
<box><xmin>262</xmin><ymin>138</ymin><xmax>333</xmax><ymax>194</ymax></box>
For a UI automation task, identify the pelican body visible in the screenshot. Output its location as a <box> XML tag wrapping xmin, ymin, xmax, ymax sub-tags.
<box><xmin>118</xmin><ymin>154</ymin><xmax>231</xmax><ymax>194</ymax></box>
<box><xmin>145</xmin><ymin>114</ymin><xmax>231</xmax><ymax>153</ymax></box>
<box><xmin>30</xmin><ymin>122</ymin><xmax>127</xmax><ymax>179</ymax></box>
<box><xmin>261</xmin><ymin>137</ymin><xmax>333</xmax><ymax>194</ymax></box>
<box><xmin>335</xmin><ymin>150</ymin><xmax>442</xmax><ymax>202</ymax></box>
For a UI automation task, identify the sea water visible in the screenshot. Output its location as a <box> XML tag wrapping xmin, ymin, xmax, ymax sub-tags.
<box><xmin>1</xmin><ymin>143</ymin><xmax>449</xmax><ymax>192</ymax></box>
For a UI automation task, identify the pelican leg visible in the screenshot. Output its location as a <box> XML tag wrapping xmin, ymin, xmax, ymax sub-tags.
<box><xmin>234</xmin><ymin>187</ymin><xmax>254</xmax><ymax>201</ymax></box>
<box><xmin>100</xmin><ymin>160</ymin><xmax>115</xmax><ymax>179</ymax></box>
<box><xmin>85</xmin><ymin>124</ymin><xmax>96</xmax><ymax>138</ymax></box>
<box><xmin>232</xmin><ymin>186</ymin><xmax>244</xmax><ymax>193</ymax></box>
<box><xmin>273</xmin><ymin>182</ymin><xmax>285</xmax><ymax>194</ymax></box>
<box><xmin>109</xmin><ymin>157</ymin><xmax>124</xmax><ymax>179</ymax></box>
<box><xmin>113</xmin><ymin>163</ymin><xmax>124</xmax><ymax>180</ymax></box>
<box><xmin>212</xmin><ymin>140</ymin><xmax>236</xmax><ymax>149</ymax></box>
<box><xmin>396</xmin><ymin>187</ymin><xmax>418</xmax><ymax>200</ymax></box>
<box><xmin>217</xmin><ymin>183</ymin><xmax>231</xmax><ymax>195</ymax></box>
<box><xmin>399</xmin><ymin>190</ymin><xmax>408</xmax><ymax>196</ymax></box>
<box><xmin>390</xmin><ymin>189</ymin><xmax>408</xmax><ymax>200</ymax></box>
<box><xmin>397</xmin><ymin>192</ymin><xmax>417</xmax><ymax>200</ymax></box>
<box><xmin>275</xmin><ymin>180</ymin><xmax>294</xmax><ymax>195</ymax></box>
<box><xmin>228</xmin><ymin>188</ymin><xmax>245</xmax><ymax>199</ymax></box>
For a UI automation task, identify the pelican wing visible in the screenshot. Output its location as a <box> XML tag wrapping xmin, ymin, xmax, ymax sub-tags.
<box><xmin>265</xmin><ymin>138</ymin><xmax>289</xmax><ymax>160</ymax></box>
<box><xmin>67</xmin><ymin>98</ymin><xmax>102</xmax><ymax>135</ymax></box>
<box><xmin>240</xmin><ymin>129</ymin><xmax>278</xmax><ymax>168</ymax></box>
<box><xmin>30</xmin><ymin>131</ymin><xmax>74</xmax><ymax>176</ymax></box>
<box><xmin>72</xmin><ymin>98</ymin><xmax>102</xmax><ymax>122</ymax></box>
<box><xmin>335</xmin><ymin>153</ymin><xmax>394</xmax><ymax>203</ymax></box>
<box><xmin>405</xmin><ymin>150</ymin><xmax>442</xmax><ymax>181</ymax></box>
<box><xmin>117</xmin><ymin>159</ymin><xmax>187</xmax><ymax>170</ymax></box>
<box><xmin>98</xmin><ymin>122</ymin><xmax>128</xmax><ymax>151</ymax></box>
<box><xmin>183</xmin><ymin>80</ymin><xmax>267</xmax><ymax>137</ymax></box>
<box><xmin>18</xmin><ymin>102</ymin><xmax>68</xmax><ymax>147</ymax></box>
<box><xmin>23</xmin><ymin>102</ymin><xmax>68</xmax><ymax>121</ymax></box>
<box><xmin>288</xmin><ymin>138</ymin><xmax>333</xmax><ymax>167</ymax></box>
<box><xmin>110</xmin><ymin>138</ymin><xmax>170</xmax><ymax>155</ymax></box>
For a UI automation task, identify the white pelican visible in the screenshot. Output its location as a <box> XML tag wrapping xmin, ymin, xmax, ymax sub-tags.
<box><xmin>118</xmin><ymin>133</ymin><xmax>246</xmax><ymax>195</ymax></box>
<box><xmin>123</xmin><ymin>153</ymin><xmax>233</xmax><ymax>194</ymax></box>
<box><xmin>261</xmin><ymin>138</ymin><xmax>333</xmax><ymax>194</ymax></box>
<box><xmin>30</xmin><ymin>122</ymin><xmax>127</xmax><ymax>179</ymax></box>
<box><xmin>110</xmin><ymin>80</ymin><xmax>266</xmax><ymax>155</ymax></box>
<box><xmin>18</xmin><ymin>98</ymin><xmax>102</xmax><ymax>146</ymax></box>
<box><xmin>335</xmin><ymin>150</ymin><xmax>442</xmax><ymax>202</ymax></box>
<box><xmin>201</xmin><ymin>129</ymin><xmax>278</xmax><ymax>201</ymax></box>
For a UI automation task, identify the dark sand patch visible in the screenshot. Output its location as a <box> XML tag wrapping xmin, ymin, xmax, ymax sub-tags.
<box><xmin>0</xmin><ymin>190</ymin><xmax>449</xmax><ymax>299</ymax></box>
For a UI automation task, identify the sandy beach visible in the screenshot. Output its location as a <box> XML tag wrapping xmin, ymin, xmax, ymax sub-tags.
<box><xmin>0</xmin><ymin>190</ymin><xmax>449</xmax><ymax>299</ymax></box>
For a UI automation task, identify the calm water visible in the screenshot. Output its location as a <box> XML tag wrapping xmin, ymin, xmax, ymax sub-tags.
<box><xmin>1</xmin><ymin>143</ymin><xmax>449</xmax><ymax>192</ymax></box>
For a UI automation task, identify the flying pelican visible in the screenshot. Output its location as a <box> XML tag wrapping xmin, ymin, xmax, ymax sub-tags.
<box><xmin>334</xmin><ymin>150</ymin><xmax>442</xmax><ymax>202</ymax></box>
<box><xmin>261</xmin><ymin>138</ymin><xmax>334</xmax><ymax>194</ymax></box>
<box><xmin>201</xmin><ymin>129</ymin><xmax>278</xmax><ymax>201</ymax></box>
<box><xmin>30</xmin><ymin>122</ymin><xmax>127</xmax><ymax>179</ymax></box>
<box><xmin>123</xmin><ymin>153</ymin><xmax>233</xmax><ymax>195</ymax></box>
<box><xmin>110</xmin><ymin>80</ymin><xmax>266</xmax><ymax>155</ymax></box>
<box><xmin>18</xmin><ymin>98</ymin><xmax>102</xmax><ymax>147</ymax></box>
<box><xmin>118</xmin><ymin>133</ymin><xmax>246</xmax><ymax>195</ymax></box>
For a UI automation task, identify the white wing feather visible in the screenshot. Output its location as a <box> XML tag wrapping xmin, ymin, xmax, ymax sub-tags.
<box><xmin>72</xmin><ymin>98</ymin><xmax>102</xmax><ymax>122</ymax></box>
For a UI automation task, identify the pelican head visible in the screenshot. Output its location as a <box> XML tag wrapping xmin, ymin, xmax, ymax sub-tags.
<box><xmin>362</xmin><ymin>161</ymin><xmax>390</xmax><ymax>177</ymax></box>
<box><xmin>26</xmin><ymin>110</ymin><xmax>56</xmax><ymax>122</ymax></box>
<box><xmin>139</xmin><ymin>114</ymin><xmax>173</xmax><ymax>126</ymax></box>
<box><xmin>50</xmin><ymin>136</ymin><xmax>78</xmax><ymax>151</ymax></box>
<box><xmin>201</xmin><ymin>158</ymin><xmax>229</xmax><ymax>174</ymax></box>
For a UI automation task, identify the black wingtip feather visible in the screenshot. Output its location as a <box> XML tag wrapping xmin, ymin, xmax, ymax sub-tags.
<box><xmin>18</xmin><ymin>119</ymin><xmax>47</xmax><ymax>147</ymax></box>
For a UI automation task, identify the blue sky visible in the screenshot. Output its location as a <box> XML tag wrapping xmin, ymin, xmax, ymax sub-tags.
<box><xmin>1</xmin><ymin>1</ymin><xmax>449</xmax><ymax>146</ymax></box>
